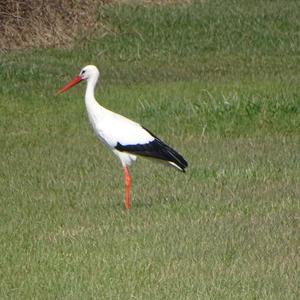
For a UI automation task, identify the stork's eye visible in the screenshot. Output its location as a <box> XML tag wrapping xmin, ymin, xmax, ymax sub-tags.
<box><xmin>81</xmin><ymin>70</ymin><xmax>86</xmax><ymax>75</ymax></box>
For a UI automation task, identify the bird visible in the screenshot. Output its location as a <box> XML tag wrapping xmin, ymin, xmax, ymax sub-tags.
<box><xmin>58</xmin><ymin>65</ymin><xmax>188</xmax><ymax>209</ymax></box>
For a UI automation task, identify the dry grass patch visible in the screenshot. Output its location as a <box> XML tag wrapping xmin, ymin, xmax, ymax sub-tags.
<box><xmin>0</xmin><ymin>0</ymin><xmax>110</xmax><ymax>51</ymax></box>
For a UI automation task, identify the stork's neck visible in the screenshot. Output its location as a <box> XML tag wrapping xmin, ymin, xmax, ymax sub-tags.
<box><xmin>85</xmin><ymin>77</ymin><xmax>98</xmax><ymax>105</ymax></box>
<box><xmin>84</xmin><ymin>76</ymin><xmax>107</xmax><ymax>122</ymax></box>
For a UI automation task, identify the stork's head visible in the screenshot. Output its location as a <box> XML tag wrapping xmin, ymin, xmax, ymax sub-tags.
<box><xmin>79</xmin><ymin>65</ymin><xmax>100</xmax><ymax>81</ymax></box>
<box><xmin>58</xmin><ymin>65</ymin><xmax>100</xmax><ymax>94</ymax></box>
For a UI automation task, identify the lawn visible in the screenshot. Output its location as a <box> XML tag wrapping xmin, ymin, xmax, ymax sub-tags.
<box><xmin>0</xmin><ymin>1</ymin><xmax>299</xmax><ymax>299</ymax></box>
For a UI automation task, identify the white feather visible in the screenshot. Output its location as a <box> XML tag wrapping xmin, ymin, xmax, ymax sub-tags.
<box><xmin>86</xmin><ymin>102</ymin><xmax>154</xmax><ymax>148</ymax></box>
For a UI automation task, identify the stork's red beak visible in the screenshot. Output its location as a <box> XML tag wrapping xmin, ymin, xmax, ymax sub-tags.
<box><xmin>57</xmin><ymin>75</ymin><xmax>82</xmax><ymax>94</ymax></box>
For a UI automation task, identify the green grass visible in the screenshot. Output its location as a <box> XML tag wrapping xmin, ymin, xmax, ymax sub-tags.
<box><xmin>0</xmin><ymin>1</ymin><xmax>299</xmax><ymax>299</ymax></box>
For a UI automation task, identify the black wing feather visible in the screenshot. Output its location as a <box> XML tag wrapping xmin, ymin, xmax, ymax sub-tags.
<box><xmin>115</xmin><ymin>127</ymin><xmax>188</xmax><ymax>172</ymax></box>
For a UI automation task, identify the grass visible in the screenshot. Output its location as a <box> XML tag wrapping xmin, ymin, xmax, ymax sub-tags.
<box><xmin>0</xmin><ymin>0</ymin><xmax>299</xmax><ymax>299</ymax></box>
<box><xmin>0</xmin><ymin>0</ymin><xmax>101</xmax><ymax>50</ymax></box>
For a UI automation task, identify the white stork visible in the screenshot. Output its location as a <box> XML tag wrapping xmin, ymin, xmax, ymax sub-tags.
<box><xmin>58</xmin><ymin>65</ymin><xmax>188</xmax><ymax>209</ymax></box>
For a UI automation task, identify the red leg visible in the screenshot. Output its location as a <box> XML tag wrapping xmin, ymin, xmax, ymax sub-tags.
<box><xmin>123</xmin><ymin>166</ymin><xmax>130</xmax><ymax>209</ymax></box>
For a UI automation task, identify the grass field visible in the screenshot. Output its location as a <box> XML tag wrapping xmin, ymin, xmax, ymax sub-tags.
<box><xmin>0</xmin><ymin>1</ymin><xmax>299</xmax><ymax>299</ymax></box>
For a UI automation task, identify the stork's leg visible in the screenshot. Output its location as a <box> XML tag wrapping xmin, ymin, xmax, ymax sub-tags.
<box><xmin>123</xmin><ymin>166</ymin><xmax>130</xmax><ymax>209</ymax></box>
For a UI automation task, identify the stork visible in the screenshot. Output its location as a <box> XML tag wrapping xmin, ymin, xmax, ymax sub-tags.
<box><xmin>58</xmin><ymin>65</ymin><xmax>188</xmax><ymax>209</ymax></box>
